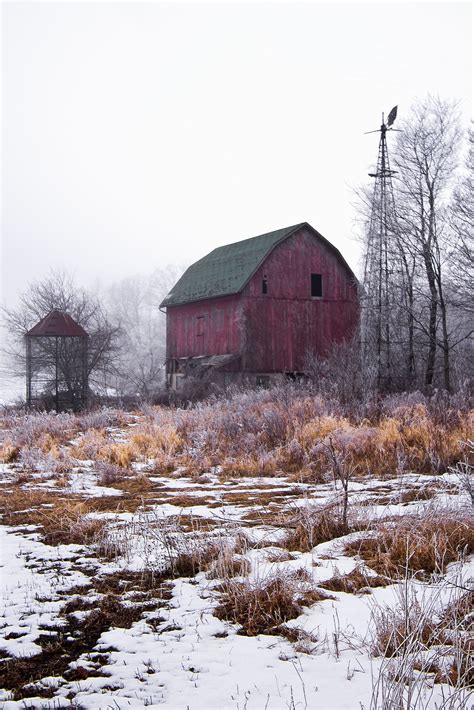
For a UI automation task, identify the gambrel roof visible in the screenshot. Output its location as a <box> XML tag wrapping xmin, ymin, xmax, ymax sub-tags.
<box><xmin>160</xmin><ymin>222</ymin><xmax>356</xmax><ymax>308</ymax></box>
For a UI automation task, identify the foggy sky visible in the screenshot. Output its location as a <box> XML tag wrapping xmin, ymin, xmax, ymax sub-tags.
<box><xmin>1</xmin><ymin>1</ymin><xmax>472</xmax><ymax>308</ymax></box>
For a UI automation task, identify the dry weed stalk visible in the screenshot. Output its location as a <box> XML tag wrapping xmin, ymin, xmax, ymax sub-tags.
<box><xmin>369</xmin><ymin>572</ymin><xmax>473</xmax><ymax>709</ymax></box>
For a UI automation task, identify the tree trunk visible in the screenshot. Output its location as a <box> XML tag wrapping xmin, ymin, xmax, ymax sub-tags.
<box><xmin>423</xmin><ymin>243</ymin><xmax>438</xmax><ymax>388</ymax></box>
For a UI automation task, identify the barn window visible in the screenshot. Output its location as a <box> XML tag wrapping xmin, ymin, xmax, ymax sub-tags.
<box><xmin>262</xmin><ymin>275</ymin><xmax>268</xmax><ymax>294</ymax></box>
<box><xmin>311</xmin><ymin>273</ymin><xmax>323</xmax><ymax>298</ymax></box>
<box><xmin>196</xmin><ymin>316</ymin><xmax>205</xmax><ymax>336</ymax></box>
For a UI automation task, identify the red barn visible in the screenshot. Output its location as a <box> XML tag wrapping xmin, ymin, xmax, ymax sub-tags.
<box><xmin>160</xmin><ymin>222</ymin><xmax>359</xmax><ymax>389</ymax></box>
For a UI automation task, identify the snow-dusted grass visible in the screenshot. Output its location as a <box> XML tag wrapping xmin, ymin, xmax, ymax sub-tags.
<box><xmin>0</xmin><ymin>390</ymin><xmax>472</xmax><ymax>708</ymax></box>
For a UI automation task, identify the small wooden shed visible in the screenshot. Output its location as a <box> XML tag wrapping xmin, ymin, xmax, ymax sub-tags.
<box><xmin>160</xmin><ymin>222</ymin><xmax>359</xmax><ymax>389</ymax></box>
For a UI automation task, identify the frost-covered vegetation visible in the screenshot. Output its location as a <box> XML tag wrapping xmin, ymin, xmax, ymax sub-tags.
<box><xmin>0</xmin><ymin>386</ymin><xmax>472</xmax><ymax>708</ymax></box>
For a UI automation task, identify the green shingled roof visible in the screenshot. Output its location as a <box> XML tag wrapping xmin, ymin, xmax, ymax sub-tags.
<box><xmin>160</xmin><ymin>224</ymin><xmax>305</xmax><ymax>308</ymax></box>
<box><xmin>160</xmin><ymin>222</ymin><xmax>355</xmax><ymax>308</ymax></box>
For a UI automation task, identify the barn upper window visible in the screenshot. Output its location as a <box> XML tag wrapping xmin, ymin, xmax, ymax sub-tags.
<box><xmin>262</xmin><ymin>275</ymin><xmax>268</xmax><ymax>295</ymax></box>
<box><xmin>311</xmin><ymin>274</ymin><xmax>323</xmax><ymax>298</ymax></box>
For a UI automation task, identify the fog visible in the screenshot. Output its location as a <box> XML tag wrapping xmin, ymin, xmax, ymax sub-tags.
<box><xmin>1</xmin><ymin>1</ymin><xmax>472</xmax><ymax>309</ymax></box>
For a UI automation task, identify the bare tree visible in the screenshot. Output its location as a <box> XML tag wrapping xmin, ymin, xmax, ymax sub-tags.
<box><xmin>1</xmin><ymin>271</ymin><xmax>119</xmax><ymax>396</ymax></box>
<box><xmin>107</xmin><ymin>264</ymin><xmax>184</xmax><ymax>400</ymax></box>
<box><xmin>392</xmin><ymin>96</ymin><xmax>462</xmax><ymax>391</ymax></box>
<box><xmin>448</xmin><ymin>124</ymin><xmax>474</xmax><ymax>312</ymax></box>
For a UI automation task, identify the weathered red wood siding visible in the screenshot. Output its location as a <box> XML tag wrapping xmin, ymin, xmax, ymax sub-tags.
<box><xmin>165</xmin><ymin>294</ymin><xmax>242</xmax><ymax>360</ymax></box>
<box><xmin>240</xmin><ymin>226</ymin><xmax>358</xmax><ymax>372</ymax></box>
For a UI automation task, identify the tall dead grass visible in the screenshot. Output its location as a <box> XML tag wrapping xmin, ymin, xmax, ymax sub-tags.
<box><xmin>214</xmin><ymin>572</ymin><xmax>331</xmax><ymax>636</ymax></box>
<box><xmin>1</xmin><ymin>390</ymin><xmax>471</xmax><ymax>482</ymax></box>
<box><xmin>279</xmin><ymin>504</ymin><xmax>355</xmax><ymax>552</ymax></box>
<box><xmin>370</xmin><ymin>577</ymin><xmax>473</xmax><ymax>707</ymax></box>
<box><xmin>347</xmin><ymin>510</ymin><xmax>474</xmax><ymax>579</ymax></box>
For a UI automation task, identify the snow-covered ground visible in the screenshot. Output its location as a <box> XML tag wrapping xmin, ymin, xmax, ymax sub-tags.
<box><xmin>0</xmin><ymin>412</ymin><xmax>472</xmax><ymax>709</ymax></box>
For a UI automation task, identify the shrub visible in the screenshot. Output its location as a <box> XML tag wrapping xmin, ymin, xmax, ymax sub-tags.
<box><xmin>10</xmin><ymin>412</ymin><xmax>78</xmax><ymax>447</ymax></box>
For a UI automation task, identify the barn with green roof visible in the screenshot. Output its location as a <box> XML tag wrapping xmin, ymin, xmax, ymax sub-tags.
<box><xmin>160</xmin><ymin>222</ymin><xmax>359</xmax><ymax>388</ymax></box>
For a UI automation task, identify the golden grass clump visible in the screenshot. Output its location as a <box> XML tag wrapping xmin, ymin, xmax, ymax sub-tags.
<box><xmin>104</xmin><ymin>443</ymin><xmax>136</xmax><ymax>468</ymax></box>
<box><xmin>219</xmin><ymin>455</ymin><xmax>279</xmax><ymax>479</ymax></box>
<box><xmin>297</xmin><ymin>416</ymin><xmax>348</xmax><ymax>450</ymax></box>
<box><xmin>214</xmin><ymin>574</ymin><xmax>331</xmax><ymax>636</ymax></box>
<box><xmin>214</xmin><ymin>576</ymin><xmax>304</xmax><ymax>636</ymax></box>
<box><xmin>131</xmin><ymin>425</ymin><xmax>183</xmax><ymax>459</ymax></box>
<box><xmin>0</xmin><ymin>444</ymin><xmax>20</xmax><ymax>463</ymax></box>
<box><xmin>320</xmin><ymin>566</ymin><xmax>390</xmax><ymax>594</ymax></box>
<box><xmin>70</xmin><ymin>429</ymin><xmax>109</xmax><ymax>460</ymax></box>
<box><xmin>281</xmin><ymin>506</ymin><xmax>354</xmax><ymax>552</ymax></box>
<box><xmin>346</xmin><ymin>513</ymin><xmax>474</xmax><ymax>579</ymax></box>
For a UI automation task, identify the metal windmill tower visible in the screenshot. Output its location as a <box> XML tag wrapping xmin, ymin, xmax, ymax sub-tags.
<box><xmin>362</xmin><ymin>105</ymin><xmax>399</xmax><ymax>391</ymax></box>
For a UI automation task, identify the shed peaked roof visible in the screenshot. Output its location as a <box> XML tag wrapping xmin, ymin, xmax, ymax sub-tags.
<box><xmin>160</xmin><ymin>222</ymin><xmax>356</xmax><ymax>308</ymax></box>
<box><xmin>25</xmin><ymin>310</ymin><xmax>88</xmax><ymax>338</ymax></box>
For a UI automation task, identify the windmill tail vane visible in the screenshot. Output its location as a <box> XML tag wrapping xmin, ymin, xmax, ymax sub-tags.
<box><xmin>387</xmin><ymin>105</ymin><xmax>398</xmax><ymax>127</ymax></box>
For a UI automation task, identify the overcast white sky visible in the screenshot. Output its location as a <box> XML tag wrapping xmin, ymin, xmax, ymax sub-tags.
<box><xmin>1</xmin><ymin>0</ymin><xmax>472</xmax><ymax>307</ymax></box>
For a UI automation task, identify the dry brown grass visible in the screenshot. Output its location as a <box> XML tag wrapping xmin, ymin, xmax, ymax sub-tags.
<box><xmin>214</xmin><ymin>576</ymin><xmax>304</xmax><ymax>636</ymax></box>
<box><xmin>40</xmin><ymin>503</ymin><xmax>108</xmax><ymax>546</ymax></box>
<box><xmin>0</xmin><ymin>489</ymin><xmax>112</xmax><ymax>549</ymax></box>
<box><xmin>371</xmin><ymin>600</ymin><xmax>442</xmax><ymax>658</ymax></box>
<box><xmin>371</xmin><ymin>584</ymin><xmax>473</xmax><ymax>692</ymax></box>
<box><xmin>439</xmin><ymin>589</ymin><xmax>474</xmax><ymax>630</ymax></box>
<box><xmin>0</xmin><ymin>444</ymin><xmax>20</xmax><ymax>463</ymax></box>
<box><xmin>0</xmin><ymin>489</ymin><xmax>58</xmax><ymax>521</ymax></box>
<box><xmin>399</xmin><ymin>487</ymin><xmax>437</xmax><ymax>504</ymax></box>
<box><xmin>113</xmin><ymin>472</ymin><xmax>155</xmax><ymax>494</ymax></box>
<box><xmin>214</xmin><ymin>574</ymin><xmax>331</xmax><ymax>636</ymax></box>
<box><xmin>276</xmin><ymin>624</ymin><xmax>319</xmax><ymax>653</ymax></box>
<box><xmin>319</xmin><ymin>566</ymin><xmax>390</xmax><ymax>594</ymax></box>
<box><xmin>346</xmin><ymin>512</ymin><xmax>474</xmax><ymax>579</ymax></box>
<box><xmin>280</xmin><ymin>505</ymin><xmax>357</xmax><ymax>553</ymax></box>
<box><xmin>169</xmin><ymin>543</ymin><xmax>223</xmax><ymax>577</ymax></box>
<box><xmin>206</xmin><ymin>547</ymin><xmax>251</xmax><ymax>579</ymax></box>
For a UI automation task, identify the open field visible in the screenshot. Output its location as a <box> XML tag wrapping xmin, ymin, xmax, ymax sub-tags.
<box><xmin>0</xmin><ymin>388</ymin><xmax>472</xmax><ymax>709</ymax></box>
